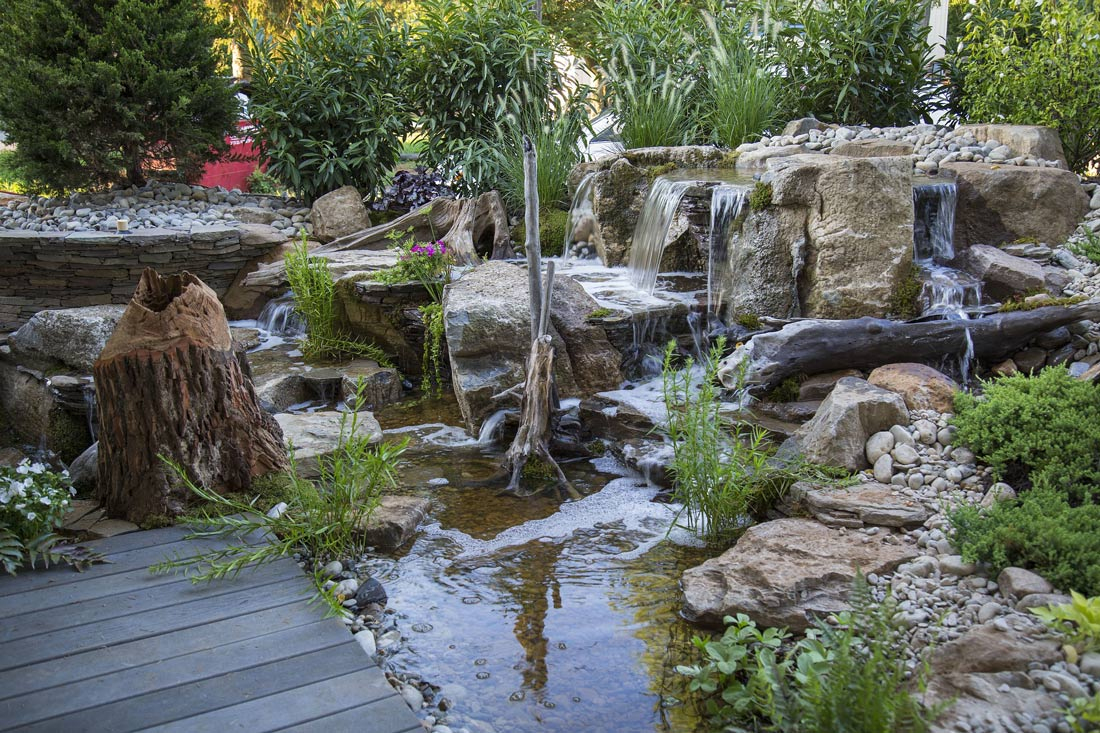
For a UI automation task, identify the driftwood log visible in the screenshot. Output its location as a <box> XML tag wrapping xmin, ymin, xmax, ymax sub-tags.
<box><xmin>93</xmin><ymin>269</ymin><xmax>288</xmax><ymax>523</ymax></box>
<box><xmin>720</xmin><ymin>302</ymin><xmax>1100</xmax><ymax>391</ymax></box>
<box><xmin>325</xmin><ymin>192</ymin><xmax>513</xmax><ymax>264</ymax></box>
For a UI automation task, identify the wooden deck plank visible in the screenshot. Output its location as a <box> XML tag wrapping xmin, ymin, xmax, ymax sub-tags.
<box><xmin>142</xmin><ymin>669</ymin><xmax>406</xmax><ymax>733</ymax></box>
<box><xmin>1</xmin><ymin>558</ymin><xmax>294</xmax><ymax>642</ymax></box>
<box><xmin>0</xmin><ymin>532</ymin><xmax>259</xmax><ymax>598</ymax></box>
<box><xmin>274</xmin><ymin>696</ymin><xmax>425</xmax><ymax>733</ymax></box>
<box><xmin>0</xmin><ymin>601</ymin><xmax>332</xmax><ymax>700</ymax></box>
<box><xmin>0</xmin><ymin>620</ymin><xmax>356</xmax><ymax>729</ymax></box>
<box><xmin>0</xmin><ymin>575</ymin><xmax>307</xmax><ymax>671</ymax></box>
<box><xmin>5</xmin><ymin>637</ymin><xmax>379</xmax><ymax>732</ymax></box>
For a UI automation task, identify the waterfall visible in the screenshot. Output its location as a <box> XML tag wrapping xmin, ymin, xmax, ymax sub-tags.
<box><xmin>257</xmin><ymin>293</ymin><xmax>306</xmax><ymax>337</ymax></box>
<box><xmin>708</xmin><ymin>185</ymin><xmax>749</xmax><ymax>316</ymax></box>
<box><xmin>627</xmin><ymin>176</ymin><xmax>694</xmax><ymax>294</ymax></box>
<box><xmin>561</xmin><ymin>172</ymin><xmax>596</xmax><ymax>262</ymax></box>
<box><xmin>913</xmin><ymin>181</ymin><xmax>958</xmax><ymax>264</ymax></box>
<box><xmin>84</xmin><ymin>384</ymin><xmax>98</xmax><ymax>442</ymax></box>
<box><xmin>477</xmin><ymin>409</ymin><xmax>511</xmax><ymax>445</ymax></box>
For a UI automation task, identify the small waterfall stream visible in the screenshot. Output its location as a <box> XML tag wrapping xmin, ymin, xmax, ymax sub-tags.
<box><xmin>257</xmin><ymin>293</ymin><xmax>306</xmax><ymax>337</ymax></box>
<box><xmin>707</xmin><ymin>185</ymin><xmax>749</xmax><ymax>316</ymax></box>
<box><xmin>626</xmin><ymin>176</ymin><xmax>695</xmax><ymax>294</ymax></box>
<box><xmin>561</xmin><ymin>172</ymin><xmax>596</xmax><ymax>262</ymax></box>
<box><xmin>913</xmin><ymin>180</ymin><xmax>980</xmax><ymax>383</ymax></box>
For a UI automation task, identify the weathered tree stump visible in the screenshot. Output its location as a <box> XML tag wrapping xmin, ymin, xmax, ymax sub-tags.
<box><xmin>93</xmin><ymin>269</ymin><xmax>288</xmax><ymax>523</ymax></box>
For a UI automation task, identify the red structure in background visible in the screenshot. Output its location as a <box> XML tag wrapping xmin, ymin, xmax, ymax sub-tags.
<box><xmin>197</xmin><ymin>121</ymin><xmax>265</xmax><ymax>191</ymax></box>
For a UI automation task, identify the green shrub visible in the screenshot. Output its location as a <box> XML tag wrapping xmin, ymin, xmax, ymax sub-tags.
<box><xmin>152</xmin><ymin>380</ymin><xmax>408</xmax><ymax>587</ymax></box>
<box><xmin>0</xmin><ymin>150</ymin><xmax>28</xmax><ymax>194</ymax></box>
<box><xmin>952</xmin><ymin>367</ymin><xmax>1100</xmax><ymax>501</ymax></box>
<box><xmin>677</xmin><ymin>580</ymin><xmax>943</xmax><ymax>731</ymax></box>
<box><xmin>407</xmin><ymin>0</ymin><xmax>557</xmax><ymax>194</ymax></box>
<box><xmin>951</xmin><ymin>488</ymin><xmax>1100</xmax><ymax>595</ymax></box>
<box><xmin>245</xmin><ymin>168</ymin><xmax>282</xmax><ymax>196</ymax></box>
<box><xmin>246</xmin><ymin>1</ymin><xmax>409</xmax><ymax>203</ymax></box>
<box><xmin>0</xmin><ymin>0</ymin><xmax>238</xmax><ymax>192</ymax></box>
<box><xmin>285</xmin><ymin>235</ymin><xmax>393</xmax><ymax>365</ymax></box>
<box><xmin>488</xmin><ymin>91</ymin><xmax>592</xmax><ymax>212</ymax></box>
<box><xmin>770</xmin><ymin>0</ymin><xmax>942</xmax><ymax>125</ymax></box>
<box><xmin>1032</xmin><ymin>591</ymin><xmax>1100</xmax><ymax>655</ymax></box>
<box><xmin>951</xmin><ymin>0</ymin><xmax>1100</xmax><ymax>174</ymax></box>
<box><xmin>1066</xmin><ymin>692</ymin><xmax>1100</xmax><ymax>733</ymax></box>
<box><xmin>1069</xmin><ymin>232</ymin><xmax>1100</xmax><ymax>267</ymax></box>
<box><xmin>700</xmin><ymin>15</ymin><xmax>784</xmax><ymax>149</ymax></box>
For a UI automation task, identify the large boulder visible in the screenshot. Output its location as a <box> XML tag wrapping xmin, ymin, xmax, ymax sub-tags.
<box><xmin>785</xmin><ymin>481</ymin><xmax>931</xmax><ymax>529</ymax></box>
<box><xmin>953</xmin><ymin>124</ymin><xmax>1069</xmax><ymax>167</ymax></box>
<box><xmin>726</xmin><ymin>155</ymin><xmax>914</xmax><ymax>320</ymax></box>
<box><xmin>444</xmin><ymin>261</ymin><xmax>623</xmax><ymax>432</ymax></box>
<box><xmin>790</xmin><ymin>377</ymin><xmax>909</xmax><ymax>471</ymax></box>
<box><xmin>931</xmin><ymin>622</ymin><xmax>1061</xmax><ymax>676</ymax></box>
<box><xmin>867</xmin><ymin>363</ymin><xmax>960</xmax><ymax>412</ymax></box>
<box><xmin>681</xmin><ymin>518</ymin><xmax>918</xmax><ymax>631</ymax></box>
<box><xmin>958</xmin><ymin>244</ymin><xmax>1046</xmax><ymax>301</ymax></box>
<box><xmin>309</xmin><ymin>186</ymin><xmax>372</xmax><ymax>244</ymax></box>
<box><xmin>942</xmin><ymin>162</ymin><xmax>1089</xmax><ymax>248</ymax></box>
<box><xmin>9</xmin><ymin>305</ymin><xmax>125</xmax><ymax>372</ymax></box>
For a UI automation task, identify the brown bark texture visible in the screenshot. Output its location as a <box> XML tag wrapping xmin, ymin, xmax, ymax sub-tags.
<box><xmin>93</xmin><ymin>269</ymin><xmax>287</xmax><ymax>523</ymax></box>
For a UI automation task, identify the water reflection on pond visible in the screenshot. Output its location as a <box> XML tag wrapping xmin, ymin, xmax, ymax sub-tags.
<box><xmin>366</xmin><ymin>397</ymin><xmax>710</xmax><ymax>732</ymax></box>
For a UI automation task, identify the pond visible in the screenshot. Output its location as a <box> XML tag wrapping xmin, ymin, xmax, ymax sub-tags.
<box><xmin>360</xmin><ymin>397</ymin><xmax>712</xmax><ymax>733</ymax></box>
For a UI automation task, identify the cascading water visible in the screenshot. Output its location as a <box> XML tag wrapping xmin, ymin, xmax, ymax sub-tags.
<box><xmin>561</xmin><ymin>173</ymin><xmax>596</xmax><ymax>262</ymax></box>
<box><xmin>912</xmin><ymin>180</ymin><xmax>980</xmax><ymax>384</ymax></box>
<box><xmin>83</xmin><ymin>384</ymin><xmax>98</xmax><ymax>442</ymax></box>
<box><xmin>627</xmin><ymin>176</ymin><xmax>694</xmax><ymax>294</ymax></box>
<box><xmin>257</xmin><ymin>293</ymin><xmax>306</xmax><ymax>337</ymax></box>
<box><xmin>477</xmin><ymin>409</ymin><xmax>511</xmax><ymax>445</ymax></box>
<box><xmin>707</xmin><ymin>185</ymin><xmax>749</xmax><ymax>316</ymax></box>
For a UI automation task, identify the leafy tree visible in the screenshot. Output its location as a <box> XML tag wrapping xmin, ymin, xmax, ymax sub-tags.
<box><xmin>245</xmin><ymin>0</ymin><xmax>410</xmax><ymax>202</ymax></box>
<box><xmin>0</xmin><ymin>0</ymin><xmax>239</xmax><ymax>192</ymax></box>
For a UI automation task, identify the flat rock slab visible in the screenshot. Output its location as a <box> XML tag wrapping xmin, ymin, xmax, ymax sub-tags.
<box><xmin>681</xmin><ymin>517</ymin><xmax>918</xmax><ymax>632</ymax></box>
<box><xmin>354</xmin><ymin>496</ymin><xmax>429</xmax><ymax>551</ymax></box>
<box><xmin>788</xmin><ymin>481</ymin><xmax>931</xmax><ymax>528</ymax></box>
<box><xmin>931</xmin><ymin>621</ymin><xmax>1061</xmax><ymax>675</ymax></box>
<box><xmin>9</xmin><ymin>305</ymin><xmax>126</xmax><ymax>372</ymax></box>
<box><xmin>275</xmin><ymin>411</ymin><xmax>382</xmax><ymax>477</ymax></box>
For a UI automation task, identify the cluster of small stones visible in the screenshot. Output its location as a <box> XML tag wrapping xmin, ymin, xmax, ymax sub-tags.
<box><xmin>858</xmin><ymin>411</ymin><xmax>1099</xmax><ymax>733</ymax></box>
<box><xmin>0</xmin><ymin>180</ymin><xmax>313</xmax><ymax>239</ymax></box>
<box><xmin>738</xmin><ymin>124</ymin><xmax>1066</xmax><ymax>177</ymax></box>
<box><xmin>306</xmin><ymin>556</ymin><xmax>457</xmax><ymax>733</ymax></box>
<box><xmin>1056</xmin><ymin>182</ymin><xmax>1100</xmax><ymax>301</ymax></box>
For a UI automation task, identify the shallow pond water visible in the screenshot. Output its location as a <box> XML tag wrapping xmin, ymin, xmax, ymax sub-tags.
<box><xmin>367</xmin><ymin>397</ymin><xmax>712</xmax><ymax>733</ymax></box>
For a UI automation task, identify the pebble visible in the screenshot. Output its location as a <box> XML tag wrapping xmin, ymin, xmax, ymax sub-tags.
<box><xmin>354</xmin><ymin>629</ymin><xmax>377</xmax><ymax>656</ymax></box>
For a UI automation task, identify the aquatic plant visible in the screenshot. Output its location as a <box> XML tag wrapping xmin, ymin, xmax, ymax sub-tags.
<box><xmin>152</xmin><ymin>379</ymin><xmax>407</xmax><ymax>589</ymax></box>
<box><xmin>285</xmin><ymin>233</ymin><xmax>393</xmax><ymax>365</ymax></box>
<box><xmin>678</xmin><ymin>578</ymin><xmax>945</xmax><ymax>731</ymax></box>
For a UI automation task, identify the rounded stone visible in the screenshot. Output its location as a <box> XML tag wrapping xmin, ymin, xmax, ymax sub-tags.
<box><xmin>892</xmin><ymin>443</ymin><xmax>921</xmax><ymax>466</ymax></box>
<box><xmin>873</xmin><ymin>453</ymin><xmax>895</xmax><ymax>483</ymax></box>
<box><xmin>866</xmin><ymin>431</ymin><xmax>896</xmax><ymax>464</ymax></box>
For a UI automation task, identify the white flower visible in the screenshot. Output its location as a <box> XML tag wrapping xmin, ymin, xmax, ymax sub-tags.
<box><xmin>28</xmin><ymin>463</ymin><xmax>45</xmax><ymax>475</ymax></box>
<box><xmin>15</xmin><ymin>464</ymin><xmax>29</xmax><ymax>475</ymax></box>
<box><xmin>39</xmin><ymin>496</ymin><xmax>52</xmax><ymax>505</ymax></box>
<box><xmin>26</xmin><ymin>511</ymin><xmax>36</xmax><ymax>521</ymax></box>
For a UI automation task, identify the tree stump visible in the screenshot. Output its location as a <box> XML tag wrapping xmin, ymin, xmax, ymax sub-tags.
<box><xmin>93</xmin><ymin>269</ymin><xmax>288</xmax><ymax>523</ymax></box>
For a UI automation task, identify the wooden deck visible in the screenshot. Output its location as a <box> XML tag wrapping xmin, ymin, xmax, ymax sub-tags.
<box><xmin>0</xmin><ymin>525</ymin><xmax>421</xmax><ymax>733</ymax></box>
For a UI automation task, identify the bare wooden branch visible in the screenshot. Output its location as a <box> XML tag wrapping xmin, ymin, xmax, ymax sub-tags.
<box><xmin>538</xmin><ymin>260</ymin><xmax>555</xmax><ymax>338</ymax></box>
<box><xmin>503</xmin><ymin>336</ymin><xmax>572</xmax><ymax>496</ymax></box>
<box><xmin>523</xmin><ymin>134</ymin><xmax>542</xmax><ymax>344</ymax></box>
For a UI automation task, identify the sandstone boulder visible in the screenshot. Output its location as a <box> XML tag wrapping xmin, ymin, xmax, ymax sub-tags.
<box><xmin>735</xmin><ymin>145</ymin><xmax>818</xmax><ymax>168</ymax></box>
<box><xmin>997</xmin><ymin>567</ymin><xmax>1054</xmax><ymax>599</ymax></box>
<box><xmin>681</xmin><ymin>517</ymin><xmax>918</xmax><ymax>631</ymax></box>
<box><xmin>355</xmin><ymin>495</ymin><xmax>429</xmax><ymax>551</ymax></box>
<box><xmin>9</xmin><ymin>305</ymin><xmax>126</xmax><ymax>372</ymax></box>
<box><xmin>958</xmin><ymin>244</ymin><xmax>1046</xmax><ymax>301</ymax></box>
<box><xmin>786</xmin><ymin>481</ymin><xmax>931</xmax><ymax>528</ymax></box>
<box><xmin>830</xmin><ymin>139</ymin><xmax>916</xmax><ymax>158</ymax></box>
<box><xmin>782</xmin><ymin>117</ymin><xmax>827</xmax><ymax>137</ymax></box>
<box><xmin>444</xmin><ymin>261</ymin><xmax>622</xmax><ymax>432</ymax></box>
<box><xmin>274</xmin><ymin>410</ymin><xmax>382</xmax><ymax>477</ymax></box>
<box><xmin>791</xmin><ymin>377</ymin><xmax>909</xmax><ymax>471</ymax></box>
<box><xmin>727</xmin><ymin>155</ymin><xmax>914</xmax><ymax>320</ymax></box>
<box><xmin>931</xmin><ymin>622</ymin><xmax>1061</xmax><ymax>676</ymax></box>
<box><xmin>310</xmin><ymin>186</ymin><xmax>371</xmax><ymax>244</ymax></box>
<box><xmin>867</xmin><ymin>363</ymin><xmax>960</xmax><ymax>412</ymax></box>
<box><xmin>942</xmin><ymin>162</ymin><xmax>1089</xmax><ymax>248</ymax></box>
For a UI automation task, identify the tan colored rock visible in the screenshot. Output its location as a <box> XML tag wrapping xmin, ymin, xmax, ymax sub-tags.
<box><xmin>959</xmin><ymin>244</ymin><xmax>1046</xmax><ymax>301</ymax></box>
<box><xmin>830</xmin><ymin>139</ymin><xmax>915</xmax><ymax>157</ymax></box>
<box><xmin>736</xmin><ymin>144</ymin><xmax>819</xmax><ymax>168</ymax></box>
<box><xmin>681</xmin><ymin>518</ymin><xmax>918</xmax><ymax>631</ymax></box>
<box><xmin>727</xmin><ymin>155</ymin><xmax>914</xmax><ymax>320</ymax></box>
<box><xmin>954</xmin><ymin>124</ymin><xmax>1069</xmax><ymax>167</ymax></box>
<box><xmin>931</xmin><ymin>622</ymin><xmax>1061</xmax><ymax>675</ymax></box>
<box><xmin>782</xmin><ymin>117</ymin><xmax>827</xmax><ymax>137</ymax></box>
<box><xmin>355</xmin><ymin>495</ymin><xmax>429</xmax><ymax>551</ymax></box>
<box><xmin>274</xmin><ymin>410</ymin><xmax>381</xmax><ymax>478</ymax></box>
<box><xmin>992</xmin><ymin>359</ymin><xmax>1018</xmax><ymax>377</ymax></box>
<box><xmin>310</xmin><ymin>186</ymin><xmax>371</xmax><ymax>244</ymax></box>
<box><xmin>942</xmin><ymin>162</ymin><xmax>1089</xmax><ymax>248</ymax></box>
<box><xmin>867</xmin><ymin>363</ymin><xmax>960</xmax><ymax>412</ymax></box>
<box><xmin>792</xmin><ymin>377</ymin><xmax>909</xmax><ymax>471</ymax></box>
<box><xmin>787</xmin><ymin>481</ymin><xmax>931</xmax><ymax>528</ymax></box>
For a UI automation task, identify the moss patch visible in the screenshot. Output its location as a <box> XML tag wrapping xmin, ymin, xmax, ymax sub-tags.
<box><xmin>999</xmin><ymin>294</ymin><xmax>1085</xmax><ymax>313</ymax></box>
<box><xmin>512</xmin><ymin>207</ymin><xmax>568</xmax><ymax>258</ymax></box>
<box><xmin>521</xmin><ymin>456</ymin><xmax>556</xmax><ymax>481</ymax></box>
<box><xmin>587</xmin><ymin>307</ymin><xmax>613</xmax><ymax>320</ymax></box>
<box><xmin>887</xmin><ymin>261</ymin><xmax>923</xmax><ymax>320</ymax></box>
<box><xmin>749</xmin><ymin>182</ymin><xmax>773</xmax><ymax>211</ymax></box>
<box><xmin>715</xmin><ymin>150</ymin><xmax>741</xmax><ymax>169</ymax></box>
<box><xmin>734</xmin><ymin>312</ymin><xmax>762</xmax><ymax>330</ymax></box>
<box><xmin>646</xmin><ymin>162</ymin><xmax>678</xmax><ymax>182</ymax></box>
